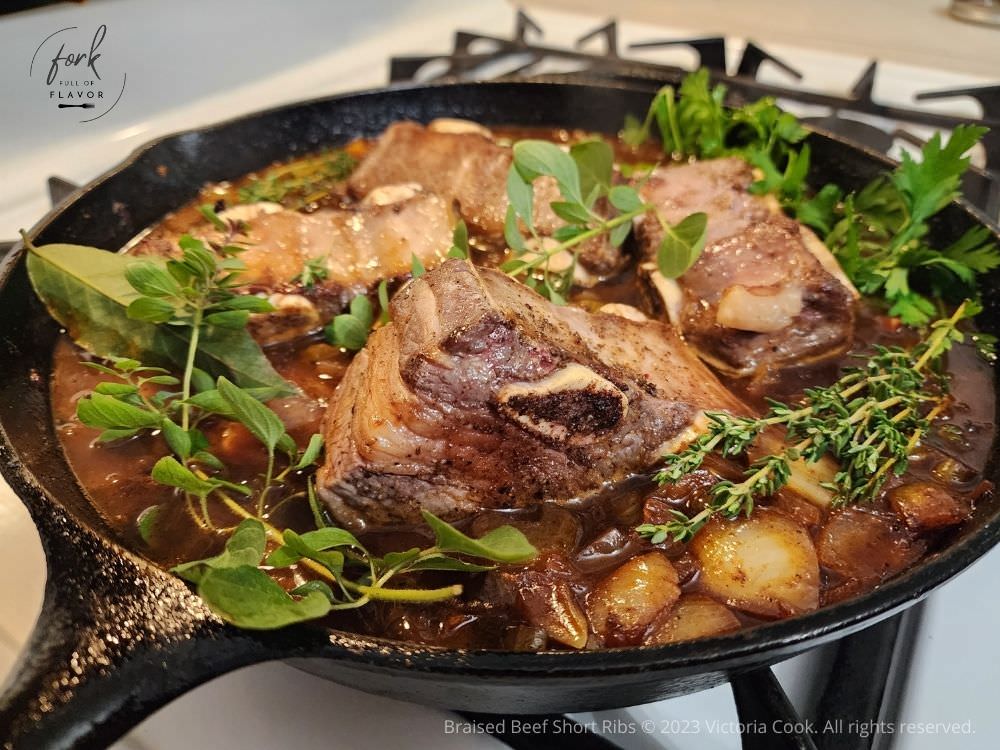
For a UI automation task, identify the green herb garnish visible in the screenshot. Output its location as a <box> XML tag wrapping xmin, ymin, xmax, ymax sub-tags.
<box><xmin>814</xmin><ymin>126</ymin><xmax>1000</xmax><ymax>325</ymax></box>
<box><xmin>23</xmin><ymin>235</ymin><xmax>293</xmax><ymax>394</ymax></box>
<box><xmin>625</xmin><ymin>71</ymin><xmax>999</xmax><ymax>326</ymax></box>
<box><xmin>239</xmin><ymin>150</ymin><xmax>356</xmax><ymax>209</ymax></box>
<box><xmin>503</xmin><ymin>138</ymin><xmax>706</xmax><ymax>302</ymax></box>
<box><xmin>172</xmin><ymin>507</ymin><xmax>537</xmax><ymax>630</ymax></box>
<box><xmin>637</xmin><ymin>301</ymin><xmax>975</xmax><ymax>543</ymax></box>
<box><xmin>447</xmin><ymin>219</ymin><xmax>470</xmax><ymax>259</ymax></box>
<box><xmin>296</xmin><ymin>256</ymin><xmax>329</xmax><ymax>288</ymax></box>
<box><xmin>324</xmin><ymin>294</ymin><xmax>374</xmax><ymax>351</ymax></box>
<box><xmin>623</xmin><ymin>68</ymin><xmax>810</xmax><ymax>205</ymax></box>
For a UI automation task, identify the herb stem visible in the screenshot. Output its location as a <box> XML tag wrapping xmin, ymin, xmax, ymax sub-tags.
<box><xmin>914</xmin><ymin>301</ymin><xmax>968</xmax><ymax>372</ymax></box>
<box><xmin>180</xmin><ymin>305</ymin><xmax>203</xmax><ymax>432</ymax></box>
<box><xmin>215</xmin><ymin>487</ymin><xmax>465</xmax><ymax>605</ymax></box>
<box><xmin>342</xmin><ymin>580</ymin><xmax>463</xmax><ymax>602</ymax></box>
<box><xmin>512</xmin><ymin>205</ymin><xmax>648</xmax><ymax>277</ymax></box>
<box><xmin>216</xmin><ymin>491</ymin><xmax>342</xmax><ymax>582</ymax></box>
<box><xmin>260</xmin><ymin>450</ymin><xmax>275</xmax><ymax>516</ymax></box>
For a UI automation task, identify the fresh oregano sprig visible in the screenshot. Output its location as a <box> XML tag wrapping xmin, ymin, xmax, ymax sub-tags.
<box><xmin>74</xmin><ymin>227</ymin><xmax>330</xmax><ymax>529</ymax></box>
<box><xmin>123</xmin><ymin>231</ymin><xmax>274</xmax><ymax>432</ymax></box>
<box><xmin>170</xmin><ymin>498</ymin><xmax>537</xmax><ymax>630</ymax></box>
<box><xmin>504</xmin><ymin>139</ymin><xmax>707</xmax><ymax>303</ymax></box>
<box><xmin>637</xmin><ymin>301</ymin><xmax>976</xmax><ymax>544</ymax></box>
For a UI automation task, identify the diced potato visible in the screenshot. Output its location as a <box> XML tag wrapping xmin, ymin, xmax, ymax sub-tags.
<box><xmin>646</xmin><ymin>594</ymin><xmax>741</xmax><ymax>645</ymax></box>
<box><xmin>511</xmin><ymin>558</ymin><xmax>589</xmax><ymax>649</ymax></box>
<box><xmin>691</xmin><ymin>509</ymin><xmax>820</xmax><ymax>618</ymax></box>
<box><xmin>586</xmin><ymin>552</ymin><xmax>680</xmax><ymax>646</ymax></box>
<box><xmin>817</xmin><ymin>508</ymin><xmax>926</xmax><ymax>584</ymax></box>
<box><xmin>887</xmin><ymin>481</ymin><xmax>970</xmax><ymax>532</ymax></box>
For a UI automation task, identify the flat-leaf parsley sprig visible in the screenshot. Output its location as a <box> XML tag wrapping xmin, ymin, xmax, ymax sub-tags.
<box><xmin>811</xmin><ymin>125</ymin><xmax>1000</xmax><ymax>325</ymax></box>
<box><xmin>622</xmin><ymin>68</ymin><xmax>810</xmax><ymax>205</ymax></box>
<box><xmin>637</xmin><ymin>301</ymin><xmax>975</xmax><ymax>544</ymax></box>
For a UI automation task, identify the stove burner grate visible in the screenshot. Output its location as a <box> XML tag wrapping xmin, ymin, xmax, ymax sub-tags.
<box><xmin>389</xmin><ymin>10</ymin><xmax>1000</xmax><ymax>217</ymax></box>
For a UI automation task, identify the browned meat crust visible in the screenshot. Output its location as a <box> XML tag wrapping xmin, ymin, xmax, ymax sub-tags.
<box><xmin>317</xmin><ymin>259</ymin><xmax>746</xmax><ymax>528</ymax></box>
<box><xmin>348</xmin><ymin>121</ymin><xmax>624</xmax><ymax>277</ymax></box>
<box><xmin>634</xmin><ymin>157</ymin><xmax>857</xmax><ymax>376</ymax></box>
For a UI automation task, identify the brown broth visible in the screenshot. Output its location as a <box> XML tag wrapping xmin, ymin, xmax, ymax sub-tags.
<box><xmin>49</xmin><ymin>129</ymin><xmax>996</xmax><ymax>650</ymax></box>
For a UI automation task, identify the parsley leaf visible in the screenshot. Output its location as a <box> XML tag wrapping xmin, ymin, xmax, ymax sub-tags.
<box><xmin>820</xmin><ymin>125</ymin><xmax>998</xmax><ymax>325</ymax></box>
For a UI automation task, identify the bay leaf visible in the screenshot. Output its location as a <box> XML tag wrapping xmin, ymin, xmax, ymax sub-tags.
<box><xmin>26</xmin><ymin>243</ymin><xmax>295</xmax><ymax>394</ymax></box>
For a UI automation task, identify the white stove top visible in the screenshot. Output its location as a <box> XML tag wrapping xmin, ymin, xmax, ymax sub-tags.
<box><xmin>0</xmin><ymin>2</ymin><xmax>997</xmax><ymax>748</ymax></box>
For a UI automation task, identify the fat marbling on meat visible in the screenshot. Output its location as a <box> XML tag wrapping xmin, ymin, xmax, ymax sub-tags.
<box><xmin>348</xmin><ymin>120</ymin><xmax>625</xmax><ymax>279</ymax></box>
<box><xmin>316</xmin><ymin>259</ymin><xmax>746</xmax><ymax>528</ymax></box>
<box><xmin>130</xmin><ymin>187</ymin><xmax>454</xmax><ymax>345</ymax></box>
<box><xmin>634</xmin><ymin>157</ymin><xmax>857</xmax><ymax>377</ymax></box>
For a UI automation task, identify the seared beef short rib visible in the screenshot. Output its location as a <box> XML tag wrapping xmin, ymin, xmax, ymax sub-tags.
<box><xmin>130</xmin><ymin>189</ymin><xmax>454</xmax><ymax>345</ymax></box>
<box><xmin>348</xmin><ymin>120</ymin><xmax>623</xmax><ymax>278</ymax></box>
<box><xmin>317</xmin><ymin>259</ymin><xmax>745</xmax><ymax>528</ymax></box>
<box><xmin>635</xmin><ymin>157</ymin><xmax>857</xmax><ymax>376</ymax></box>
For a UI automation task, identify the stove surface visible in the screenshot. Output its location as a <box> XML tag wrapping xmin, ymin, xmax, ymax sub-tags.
<box><xmin>0</xmin><ymin>2</ymin><xmax>998</xmax><ymax>749</ymax></box>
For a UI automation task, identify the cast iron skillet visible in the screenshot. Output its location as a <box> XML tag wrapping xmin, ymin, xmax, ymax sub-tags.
<box><xmin>1</xmin><ymin>80</ymin><xmax>999</xmax><ymax>750</ymax></box>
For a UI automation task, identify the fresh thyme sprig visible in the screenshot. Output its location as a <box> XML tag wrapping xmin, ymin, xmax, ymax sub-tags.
<box><xmin>504</xmin><ymin>139</ymin><xmax>707</xmax><ymax>303</ymax></box>
<box><xmin>239</xmin><ymin>149</ymin><xmax>356</xmax><ymax>209</ymax></box>
<box><xmin>637</xmin><ymin>301</ymin><xmax>976</xmax><ymax>544</ymax></box>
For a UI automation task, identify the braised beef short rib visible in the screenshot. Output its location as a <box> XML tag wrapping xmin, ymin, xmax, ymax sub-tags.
<box><xmin>317</xmin><ymin>259</ymin><xmax>745</xmax><ymax>528</ymax></box>
<box><xmin>349</xmin><ymin>120</ymin><xmax>623</xmax><ymax>278</ymax></box>
<box><xmin>635</xmin><ymin>157</ymin><xmax>857</xmax><ymax>376</ymax></box>
<box><xmin>130</xmin><ymin>189</ymin><xmax>453</xmax><ymax>345</ymax></box>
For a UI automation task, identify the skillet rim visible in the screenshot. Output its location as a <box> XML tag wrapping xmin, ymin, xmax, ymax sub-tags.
<box><xmin>1</xmin><ymin>77</ymin><xmax>999</xmax><ymax>677</ymax></box>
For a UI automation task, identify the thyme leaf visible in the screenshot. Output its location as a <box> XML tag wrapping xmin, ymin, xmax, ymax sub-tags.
<box><xmin>638</xmin><ymin>301</ymin><xmax>975</xmax><ymax>543</ymax></box>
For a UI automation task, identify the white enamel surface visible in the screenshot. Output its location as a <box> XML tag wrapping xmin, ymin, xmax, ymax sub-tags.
<box><xmin>1</xmin><ymin>2</ymin><xmax>998</xmax><ymax>748</ymax></box>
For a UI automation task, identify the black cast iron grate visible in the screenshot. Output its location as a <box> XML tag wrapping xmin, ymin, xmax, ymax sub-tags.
<box><xmin>389</xmin><ymin>9</ymin><xmax>1000</xmax><ymax>218</ymax></box>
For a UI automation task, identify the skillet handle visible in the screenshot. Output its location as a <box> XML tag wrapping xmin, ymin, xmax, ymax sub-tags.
<box><xmin>0</xmin><ymin>499</ymin><xmax>290</xmax><ymax>750</ymax></box>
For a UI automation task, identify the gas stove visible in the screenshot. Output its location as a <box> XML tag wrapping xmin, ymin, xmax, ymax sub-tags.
<box><xmin>0</xmin><ymin>3</ymin><xmax>998</xmax><ymax>749</ymax></box>
<box><xmin>385</xmin><ymin>9</ymin><xmax>1000</xmax><ymax>220</ymax></box>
